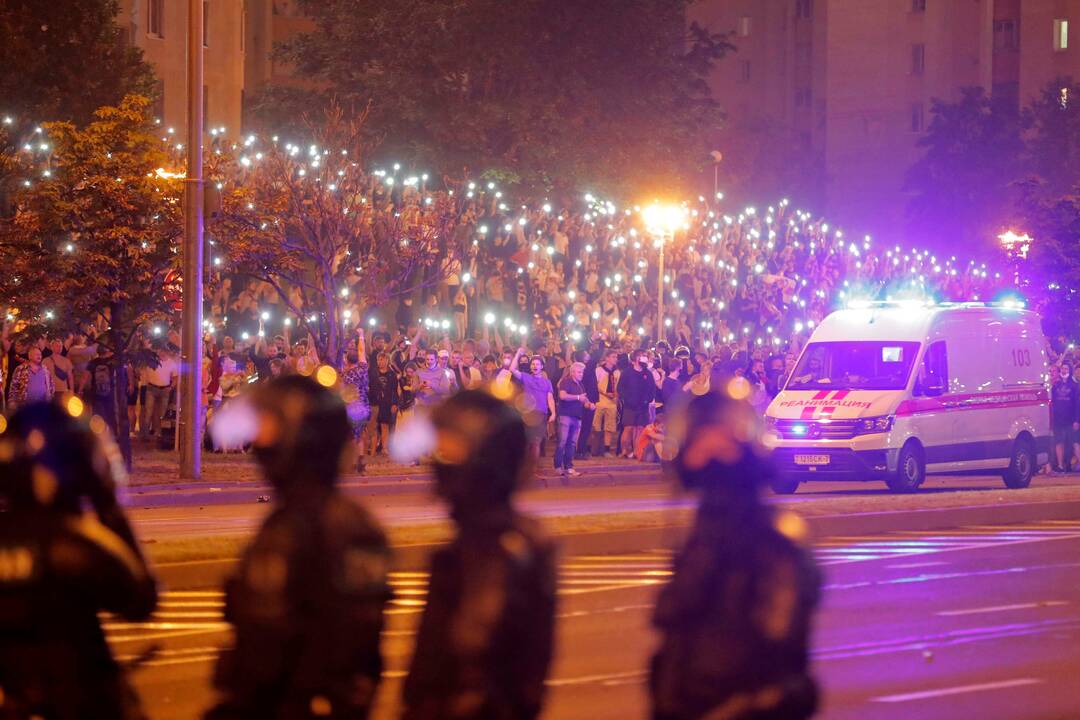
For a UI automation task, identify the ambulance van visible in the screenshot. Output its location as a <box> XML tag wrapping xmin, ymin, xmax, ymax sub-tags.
<box><xmin>764</xmin><ymin>302</ymin><xmax>1051</xmax><ymax>494</ymax></box>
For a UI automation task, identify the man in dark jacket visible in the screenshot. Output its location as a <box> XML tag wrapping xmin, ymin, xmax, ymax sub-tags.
<box><xmin>403</xmin><ymin>390</ymin><xmax>557</xmax><ymax>720</ymax></box>
<box><xmin>0</xmin><ymin>401</ymin><xmax>158</xmax><ymax>720</ymax></box>
<box><xmin>618</xmin><ymin>350</ymin><xmax>656</xmax><ymax>458</ymax></box>
<box><xmin>206</xmin><ymin>375</ymin><xmax>392</xmax><ymax>719</ymax></box>
<box><xmin>1052</xmin><ymin>363</ymin><xmax>1079</xmax><ymax>473</ymax></box>
<box><xmin>651</xmin><ymin>388</ymin><xmax>820</xmax><ymax>720</ymax></box>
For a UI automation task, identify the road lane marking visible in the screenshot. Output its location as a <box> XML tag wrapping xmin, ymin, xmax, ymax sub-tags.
<box><xmin>871</xmin><ymin>678</ymin><xmax>1044</xmax><ymax>703</ymax></box>
<box><xmin>815</xmin><ymin>618</ymin><xmax>1080</xmax><ymax>661</ymax></box>
<box><xmin>937</xmin><ymin>601</ymin><xmax>1068</xmax><ymax>617</ymax></box>
<box><xmin>887</xmin><ymin>561</ymin><xmax>949</xmax><ymax>569</ymax></box>
<box><xmin>546</xmin><ymin>670</ymin><xmax>647</xmax><ymax>687</ymax></box>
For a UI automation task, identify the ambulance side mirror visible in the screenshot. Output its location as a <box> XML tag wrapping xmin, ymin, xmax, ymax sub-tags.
<box><xmin>916</xmin><ymin>379</ymin><xmax>945</xmax><ymax>397</ymax></box>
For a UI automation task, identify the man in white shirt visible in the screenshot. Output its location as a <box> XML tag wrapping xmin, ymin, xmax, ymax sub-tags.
<box><xmin>140</xmin><ymin>345</ymin><xmax>178</xmax><ymax>442</ymax></box>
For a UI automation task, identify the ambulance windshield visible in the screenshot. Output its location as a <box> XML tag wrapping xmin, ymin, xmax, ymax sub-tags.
<box><xmin>787</xmin><ymin>341</ymin><xmax>920</xmax><ymax>391</ymax></box>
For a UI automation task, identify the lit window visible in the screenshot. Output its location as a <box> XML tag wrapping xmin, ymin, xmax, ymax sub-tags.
<box><xmin>1053</xmin><ymin>19</ymin><xmax>1069</xmax><ymax>51</ymax></box>
<box><xmin>147</xmin><ymin>0</ymin><xmax>164</xmax><ymax>37</ymax></box>
<box><xmin>738</xmin><ymin>16</ymin><xmax>752</xmax><ymax>37</ymax></box>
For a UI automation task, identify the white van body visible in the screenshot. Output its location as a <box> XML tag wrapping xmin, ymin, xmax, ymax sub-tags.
<box><xmin>764</xmin><ymin>303</ymin><xmax>1050</xmax><ymax>493</ymax></box>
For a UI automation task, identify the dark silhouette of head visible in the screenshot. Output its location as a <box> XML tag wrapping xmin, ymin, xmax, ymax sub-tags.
<box><xmin>429</xmin><ymin>390</ymin><xmax>529</xmax><ymax>522</ymax></box>
<box><xmin>250</xmin><ymin>374</ymin><xmax>350</xmax><ymax>495</ymax></box>
<box><xmin>0</xmin><ymin>400</ymin><xmax>121</xmax><ymax>513</ymax></box>
<box><xmin>671</xmin><ymin>387</ymin><xmax>773</xmax><ymax>506</ymax></box>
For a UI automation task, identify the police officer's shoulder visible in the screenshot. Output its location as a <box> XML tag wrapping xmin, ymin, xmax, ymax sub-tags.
<box><xmin>321</xmin><ymin>494</ymin><xmax>389</xmax><ymax>549</ymax></box>
<box><xmin>500</xmin><ymin>514</ymin><xmax>555</xmax><ymax>567</ymax></box>
<box><xmin>770</xmin><ymin>509</ymin><xmax>811</xmax><ymax>549</ymax></box>
<box><xmin>60</xmin><ymin>514</ymin><xmax>150</xmax><ymax>583</ymax></box>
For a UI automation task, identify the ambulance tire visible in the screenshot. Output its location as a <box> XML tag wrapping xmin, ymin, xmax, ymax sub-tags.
<box><xmin>1002</xmin><ymin>438</ymin><xmax>1035</xmax><ymax>489</ymax></box>
<box><xmin>887</xmin><ymin>443</ymin><xmax>925</xmax><ymax>493</ymax></box>
<box><xmin>771</xmin><ymin>475</ymin><xmax>801</xmax><ymax>495</ymax></box>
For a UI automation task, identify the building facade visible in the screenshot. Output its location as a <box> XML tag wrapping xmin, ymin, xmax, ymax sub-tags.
<box><xmin>691</xmin><ymin>0</ymin><xmax>1079</xmax><ymax>242</ymax></box>
<box><xmin>115</xmin><ymin>0</ymin><xmax>313</xmax><ymax>137</ymax></box>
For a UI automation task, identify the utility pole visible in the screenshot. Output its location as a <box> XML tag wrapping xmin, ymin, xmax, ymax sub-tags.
<box><xmin>179</xmin><ymin>0</ymin><xmax>204</xmax><ymax>479</ymax></box>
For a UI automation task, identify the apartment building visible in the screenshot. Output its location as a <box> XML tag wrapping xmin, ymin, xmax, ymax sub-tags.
<box><xmin>691</xmin><ymin>0</ymin><xmax>1079</xmax><ymax>242</ymax></box>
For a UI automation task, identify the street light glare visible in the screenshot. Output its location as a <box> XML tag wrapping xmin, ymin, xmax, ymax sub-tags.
<box><xmin>641</xmin><ymin>203</ymin><xmax>686</xmax><ymax>234</ymax></box>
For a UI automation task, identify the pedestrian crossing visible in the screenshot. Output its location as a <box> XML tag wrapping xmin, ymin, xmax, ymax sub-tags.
<box><xmin>814</xmin><ymin>519</ymin><xmax>1080</xmax><ymax>565</ymax></box>
<box><xmin>108</xmin><ymin>519</ymin><xmax>1080</xmax><ymax>667</ymax></box>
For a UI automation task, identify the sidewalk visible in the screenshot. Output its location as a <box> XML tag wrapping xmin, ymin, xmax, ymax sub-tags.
<box><xmin>123</xmin><ymin>449</ymin><xmax>663</xmax><ymax>508</ymax></box>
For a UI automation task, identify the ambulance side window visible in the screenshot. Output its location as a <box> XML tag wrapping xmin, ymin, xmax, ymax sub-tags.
<box><xmin>917</xmin><ymin>342</ymin><xmax>949</xmax><ymax>396</ymax></box>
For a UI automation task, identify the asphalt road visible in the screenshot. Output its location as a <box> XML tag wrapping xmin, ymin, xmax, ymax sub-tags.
<box><xmin>113</xmin><ymin>518</ymin><xmax>1080</xmax><ymax>719</ymax></box>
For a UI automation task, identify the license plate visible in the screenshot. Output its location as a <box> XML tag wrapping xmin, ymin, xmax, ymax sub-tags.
<box><xmin>794</xmin><ymin>454</ymin><xmax>830</xmax><ymax>466</ymax></box>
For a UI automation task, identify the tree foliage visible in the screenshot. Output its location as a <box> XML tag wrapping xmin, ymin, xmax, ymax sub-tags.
<box><xmin>1019</xmin><ymin>81</ymin><xmax>1080</xmax><ymax>336</ymax></box>
<box><xmin>251</xmin><ymin>0</ymin><xmax>732</xmax><ymax>199</ymax></box>
<box><xmin>0</xmin><ymin>0</ymin><xmax>157</xmax><ymax>125</ymax></box>
<box><xmin>905</xmin><ymin>87</ymin><xmax>1023</xmax><ymax>251</ymax></box>
<box><xmin>208</xmin><ymin>106</ymin><xmax>462</xmax><ymax>367</ymax></box>
<box><xmin>0</xmin><ymin>95</ymin><xmax>182</xmax><ymax>462</ymax></box>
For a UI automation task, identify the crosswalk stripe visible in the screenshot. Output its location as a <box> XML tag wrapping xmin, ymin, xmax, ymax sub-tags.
<box><xmin>107</xmin><ymin>519</ymin><xmax>1080</xmax><ymax>654</ymax></box>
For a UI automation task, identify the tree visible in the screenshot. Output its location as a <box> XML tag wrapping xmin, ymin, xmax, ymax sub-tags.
<box><xmin>208</xmin><ymin>106</ymin><xmax>461</xmax><ymax>367</ymax></box>
<box><xmin>0</xmin><ymin>95</ymin><xmax>183</xmax><ymax>466</ymax></box>
<box><xmin>251</xmin><ymin>0</ymin><xmax>732</xmax><ymax>199</ymax></box>
<box><xmin>1019</xmin><ymin>80</ymin><xmax>1080</xmax><ymax>338</ymax></box>
<box><xmin>905</xmin><ymin>87</ymin><xmax>1024</xmax><ymax>252</ymax></box>
<box><xmin>0</xmin><ymin>0</ymin><xmax>157</xmax><ymax>126</ymax></box>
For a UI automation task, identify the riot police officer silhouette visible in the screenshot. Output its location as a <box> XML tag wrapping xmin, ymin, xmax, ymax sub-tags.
<box><xmin>403</xmin><ymin>389</ymin><xmax>557</xmax><ymax>720</ymax></box>
<box><xmin>651</xmin><ymin>388</ymin><xmax>821</xmax><ymax>720</ymax></box>
<box><xmin>0</xmin><ymin>401</ymin><xmax>158</xmax><ymax>720</ymax></box>
<box><xmin>206</xmin><ymin>374</ymin><xmax>392</xmax><ymax>720</ymax></box>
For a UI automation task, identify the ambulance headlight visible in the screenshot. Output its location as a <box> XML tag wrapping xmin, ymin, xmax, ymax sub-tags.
<box><xmin>855</xmin><ymin>416</ymin><xmax>894</xmax><ymax>434</ymax></box>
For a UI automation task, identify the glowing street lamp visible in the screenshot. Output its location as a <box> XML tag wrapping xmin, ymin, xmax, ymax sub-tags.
<box><xmin>998</xmin><ymin>230</ymin><xmax>1032</xmax><ymax>259</ymax></box>
<box><xmin>642</xmin><ymin>203</ymin><xmax>686</xmax><ymax>342</ymax></box>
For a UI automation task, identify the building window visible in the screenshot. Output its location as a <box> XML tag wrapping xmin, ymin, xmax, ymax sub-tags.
<box><xmin>147</xmin><ymin>0</ymin><xmax>164</xmax><ymax>37</ymax></box>
<box><xmin>911</xmin><ymin>43</ymin><xmax>925</xmax><ymax>75</ymax></box>
<box><xmin>203</xmin><ymin>85</ymin><xmax>209</xmax><ymax>132</ymax></box>
<box><xmin>910</xmin><ymin>103</ymin><xmax>925</xmax><ymax>133</ymax></box>
<box><xmin>795</xmin><ymin>86</ymin><xmax>812</xmax><ymax>107</ymax></box>
<box><xmin>240</xmin><ymin>0</ymin><xmax>246</xmax><ymax>52</ymax></box>
<box><xmin>738</xmin><ymin>16</ymin><xmax>752</xmax><ymax>37</ymax></box>
<box><xmin>739</xmin><ymin>60</ymin><xmax>751</xmax><ymax>83</ymax></box>
<box><xmin>795</xmin><ymin>0</ymin><xmax>812</xmax><ymax>20</ymax></box>
<box><xmin>911</xmin><ymin>0</ymin><xmax>926</xmax><ymax>12</ymax></box>
<box><xmin>1053</xmin><ymin>19</ymin><xmax>1069</xmax><ymax>51</ymax></box>
<box><xmin>203</xmin><ymin>1</ymin><xmax>209</xmax><ymax>47</ymax></box>
<box><xmin>993</xmin><ymin>20</ymin><xmax>1018</xmax><ymax>50</ymax></box>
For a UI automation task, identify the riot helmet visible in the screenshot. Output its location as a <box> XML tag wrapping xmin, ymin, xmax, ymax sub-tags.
<box><xmin>0</xmin><ymin>400</ymin><xmax>123</xmax><ymax>513</ymax></box>
<box><xmin>249</xmin><ymin>373</ymin><xmax>351</xmax><ymax>494</ymax></box>
<box><xmin>428</xmin><ymin>390</ymin><xmax>529</xmax><ymax>520</ymax></box>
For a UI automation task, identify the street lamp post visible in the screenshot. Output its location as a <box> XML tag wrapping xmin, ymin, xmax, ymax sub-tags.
<box><xmin>656</xmin><ymin>239</ymin><xmax>666</xmax><ymax>342</ymax></box>
<box><xmin>179</xmin><ymin>0</ymin><xmax>204</xmax><ymax>479</ymax></box>
<box><xmin>642</xmin><ymin>204</ymin><xmax>685</xmax><ymax>344</ymax></box>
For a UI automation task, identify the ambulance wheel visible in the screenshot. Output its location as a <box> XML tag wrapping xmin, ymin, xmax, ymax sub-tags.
<box><xmin>771</xmin><ymin>475</ymin><xmax>801</xmax><ymax>495</ymax></box>
<box><xmin>1002</xmin><ymin>438</ymin><xmax>1035</xmax><ymax>489</ymax></box>
<box><xmin>887</xmin><ymin>443</ymin><xmax>924</xmax><ymax>493</ymax></box>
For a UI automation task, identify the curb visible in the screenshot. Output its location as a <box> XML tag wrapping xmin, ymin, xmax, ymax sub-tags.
<box><xmin>125</xmin><ymin>467</ymin><xmax>663</xmax><ymax>508</ymax></box>
<box><xmin>153</xmin><ymin>499</ymin><xmax>1080</xmax><ymax>590</ymax></box>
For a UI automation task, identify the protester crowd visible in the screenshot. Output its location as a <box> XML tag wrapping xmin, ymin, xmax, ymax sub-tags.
<box><xmin>0</xmin><ymin>185</ymin><xmax>1023</xmax><ymax>476</ymax></box>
